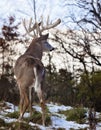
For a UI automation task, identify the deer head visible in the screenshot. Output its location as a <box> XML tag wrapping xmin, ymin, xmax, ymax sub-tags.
<box><xmin>22</xmin><ymin>17</ymin><xmax>61</xmax><ymax>54</ymax></box>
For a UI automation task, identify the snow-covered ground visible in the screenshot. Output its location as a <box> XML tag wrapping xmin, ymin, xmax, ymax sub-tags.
<box><xmin>0</xmin><ymin>102</ymin><xmax>101</xmax><ymax>130</ymax></box>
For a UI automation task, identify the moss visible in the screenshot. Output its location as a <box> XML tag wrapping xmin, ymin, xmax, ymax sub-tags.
<box><xmin>45</xmin><ymin>113</ymin><xmax>51</xmax><ymax>126</ymax></box>
<box><xmin>59</xmin><ymin>107</ymin><xmax>87</xmax><ymax>124</ymax></box>
<box><xmin>57</xmin><ymin>128</ymin><xmax>65</xmax><ymax>130</ymax></box>
<box><xmin>5</xmin><ymin>106</ymin><xmax>51</xmax><ymax>126</ymax></box>
<box><xmin>26</xmin><ymin>110</ymin><xmax>42</xmax><ymax>123</ymax></box>
<box><xmin>0</xmin><ymin>118</ymin><xmax>6</xmax><ymax>127</ymax></box>
<box><xmin>5</xmin><ymin>111</ymin><xmax>19</xmax><ymax>119</ymax></box>
<box><xmin>67</xmin><ymin>107</ymin><xmax>87</xmax><ymax>124</ymax></box>
<box><xmin>6</xmin><ymin>121</ymin><xmax>40</xmax><ymax>130</ymax></box>
<box><xmin>70</xmin><ymin>128</ymin><xmax>88</xmax><ymax>130</ymax></box>
<box><xmin>59</xmin><ymin>109</ymin><xmax>69</xmax><ymax>116</ymax></box>
<box><xmin>24</xmin><ymin>110</ymin><xmax>51</xmax><ymax>126</ymax></box>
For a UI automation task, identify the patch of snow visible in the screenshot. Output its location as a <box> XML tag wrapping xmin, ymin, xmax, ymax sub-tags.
<box><xmin>47</xmin><ymin>103</ymin><xmax>72</xmax><ymax>113</ymax></box>
<box><xmin>23</xmin><ymin>112</ymin><xmax>30</xmax><ymax>118</ymax></box>
<box><xmin>51</xmin><ymin>116</ymin><xmax>89</xmax><ymax>129</ymax></box>
<box><xmin>4</xmin><ymin>102</ymin><xmax>18</xmax><ymax>113</ymax></box>
<box><xmin>0</xmin><ymin>102</ymin><xmax>101</xmax><ymax>130</ymax></box>
<box><xmin>97</xmin><ymin>123</ymin><xmax>101</xmax><ymax>130</ymax></box>
<box><xmin>32</xmin><ymin>105</ymin><xmax>42</xmax><ymax>113</ymax></box>
<box><xmin>4</xmin><ymin>117</ymin><xmax>17</xmax><ymax>123</ymax></box>
<box><xmin>29</xmin><ymin>122</ymin><xmax>54</xmax><ymax>130</ymax></box>
<box><xmin>0</xmin><ymin>114</ymin><xmax>17</xmax><ymax>123</ymax></box>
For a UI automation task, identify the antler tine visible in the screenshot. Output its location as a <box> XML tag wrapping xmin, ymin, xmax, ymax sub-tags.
<box><xmin>28</xmin><ymin>17</ymin><xmax>33</xmax><ymax>32</ymax></box>
<box><xmin>22</xmin><ymin>18</ymin><xmax>32</xmax><ymax>37</ymax></box>
<box><xmin>23</xmin><ymin>18</ymin><xmax>29</xmax><ymax>34</ymax></box>
<box><xmin>46</xmin><ymin>15</ymin><xmax>50</xmax><ymax>26</ymax></box>
<box><xmin>22</xmin><ymin>18</ymin><xmax>38</xmax><ymax>37</ymax></box>
<box><xmin>41</xmin><ymin>18</ymin><xmax>61</xmax><ymax>33</ymax></box>
<box><xmin>28</xmin><ymin>18</ymin><xmax>38</xmax><ymax>37</ymax></box>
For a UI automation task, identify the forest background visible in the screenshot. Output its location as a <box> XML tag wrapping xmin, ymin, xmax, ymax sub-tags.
<box><xmin>0</xmin><ymin>0</ymin><xmax>101</xmax><ymax>113</ymax></box>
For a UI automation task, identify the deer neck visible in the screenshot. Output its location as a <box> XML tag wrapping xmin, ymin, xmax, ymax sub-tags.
<box><xmin>25</xmin><ymin>42</ymin><xmax>43</xmax><ymax>60</ymax></box>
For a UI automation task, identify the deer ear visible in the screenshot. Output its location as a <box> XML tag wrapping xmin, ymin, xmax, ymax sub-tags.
<box><xmin>41</xmin><ymin>33</ymin><xmax>49</xmax><ymax>40</ymax></box>
<box><xmin>38</xmin><ymin>33</ymin><xmax>49</xmax><ymax>41</ymax></box>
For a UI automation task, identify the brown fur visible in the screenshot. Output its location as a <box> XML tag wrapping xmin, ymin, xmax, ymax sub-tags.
<box><xmin>14</xmin><ymin>34</ymin><xmax>49</xmax><ymax>126</ymax></box>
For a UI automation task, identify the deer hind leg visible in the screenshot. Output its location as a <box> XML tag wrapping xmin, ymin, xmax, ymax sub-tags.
<box><xmin>34</xmin><ymin>67</ymin><xmax>46</xmax><ymax>126</ymax></box>
<box><xmin>36</xmin><ymin>85</ymin><xmax>45</xmax><ymax>126</ymax></box>
<box><xmin>19</xmin><ymin>93</ymin><xmax>24</xmax><ymax>120</ymax></box>
<box><xmin>19</xmin><ymin>88</ymin><xmax>29</xmax><ymax>120</ymax></box>
<box><xmin>29</xmin><ymin>87</ymin><xmax>33</xmax><ymax>117</ymax></box>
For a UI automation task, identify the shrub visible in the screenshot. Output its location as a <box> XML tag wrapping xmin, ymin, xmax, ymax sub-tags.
<box><xmin>24</xmin><ymin>110</ymin><xmax>51</xmax><ymax>126</ymax></box>
<box><xmin>5</xmin><ymin>111</ymin><xmax>19</xmax><ymax>119</ymax></box>
<box><xmin>66</xmin><ymin>107</ymin><xmax>87</xmax><ymax>124</ymax></box>
<box><xmin>0</xmin><ymin>118</ymin><xmax>6</xmax><ymax>127</ymax></box>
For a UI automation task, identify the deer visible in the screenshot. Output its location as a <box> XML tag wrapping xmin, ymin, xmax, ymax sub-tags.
<box><xmin>14</xmin><ymin>17</ymin><xmax>61</xmax><ymax>126</ymax></box>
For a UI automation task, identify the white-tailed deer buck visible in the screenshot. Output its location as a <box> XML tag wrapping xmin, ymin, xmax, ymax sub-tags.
<box><xmin>14</xmin><ymin>18</ymin><xmax>61</xmax><ymax>126</ymax></box>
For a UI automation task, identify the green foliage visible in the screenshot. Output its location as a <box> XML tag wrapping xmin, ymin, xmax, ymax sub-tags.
<box><xmin>5</xmin><ymin>111</ymin><xmax>19</xmax><ymax>119</ymax></box>
<box><xmin>0</xmin><ymin>118</ymin><xmax>40</xmax><ymax>130</ymax></box>
<box><xmin>45</xmin><ymin>67</ymin><xmax>76</xmax><ymax>106</ymax></box>
<box><xmin>70</xmin><ymin>128</ymin><xmax>87</xmax><ymax>130</ymax></box>
<box><xmin>77</xmin><ymin>70</ymin><xmax>101</xmax><ymax>111</ymax></box>
<box><xmin>24</xmin><ymin>109</ymin><xmax>51</xmax><ymax>126</ymax></box>
<box><xmin>60</xmin><ymin>107</ymin><xmax>87</xmax><ymax>124</ymax></box>
<box><xmin>6</xmin><ymin>121</ymin><xmax>40</xmax><ymax>130</ymax></box>
<box><xmin>0</xmin><ymin>75</ymin><xmax>19</xmax><ymax>105</ymax></box>
<box><xmin>57</xmin><ymin>128</ymin><xmax>65</xmax><ymax>130</ymax></box>
<box><xmin>0</xmin><ymin>118</ymin><xmax>5</xmax><ymax>127</ymax></box>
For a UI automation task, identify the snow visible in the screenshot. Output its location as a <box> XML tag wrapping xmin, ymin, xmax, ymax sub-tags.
<box><xmin>47</xmin><ymin>103</ymin><xmax>72</xmax><ymax>113</ymax></box>
<box><xmin>0</xmin><ymin>101</ymin><xmax>101</xmax><ymax>130</ymax></box>
<box><xmin>4</xmin><ymin>117</ymin><xmax>17</xmax><ymax>123</ymax></box>
<box><xmin>32</xmin><ymin>105</ymin><xmax>42</xmax><ymax>113</ymax></box>
<box><xmin>51</xmin><ymin>116</ymin><xmax>88</xmax><ymax>129</ymax></box>
<box><xmin>4</xmin><ymin>102</ymin><xmax>18</xmax><ymax>113</ymax></box>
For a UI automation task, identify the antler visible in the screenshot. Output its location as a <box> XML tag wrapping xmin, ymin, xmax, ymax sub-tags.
<box><xmin>22</xmin><ymin>18</ymin><xmax>38</xmax><ymax>37</ymax></box>
<box><xmin>22</xmin><ymin>17</ymin><xmax>61</xmax><ymax>38</ymax></box>
<box><xmin>40</xmin><ymin>18</ymin><xmax>61</xmax><ymax>34</ymax></box>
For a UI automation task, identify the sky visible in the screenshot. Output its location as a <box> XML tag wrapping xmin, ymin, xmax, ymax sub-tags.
<box><xmin>0</xmin><ymin>0</ymin><xmax>63</xmax><ymax>23</ymax></box>
<box><xmin>0</xmin><ymin>0</ymin><xmax>78</xmax><ymax>29</ymax></box>
<box><xmin>0</xmin><ymin>0</ymin><xmax>84</xmax><ymax>71</ymax></box>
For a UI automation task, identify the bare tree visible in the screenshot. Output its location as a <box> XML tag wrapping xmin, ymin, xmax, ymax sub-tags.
<box><xmin>53</xmin><ymin>1</ymin><xmax>101</xmax><ymax>128</ymax></box>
